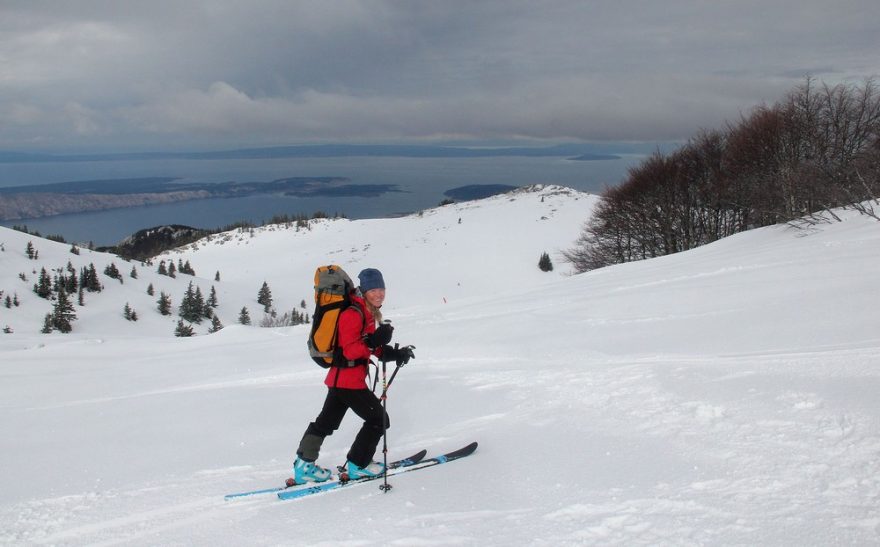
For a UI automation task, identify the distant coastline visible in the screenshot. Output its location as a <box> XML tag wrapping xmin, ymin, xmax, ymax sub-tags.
<box><xmin>0</xmin><ymin>152</ymin><xmax>643</xmax><ymax>245</ymax></box>
<box><xmin>0</xmin><ymin>144</ymin><xmax>629</xmax><ymax>221</ymax></box>
<box><xmin>0</xmin><ymin>176</ymin><xmax>401</xmax><ymax>221</ymax></box>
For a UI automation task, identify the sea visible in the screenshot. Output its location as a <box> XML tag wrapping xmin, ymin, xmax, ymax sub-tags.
<box><xmin>0</xmin><ymin>155</ymin><xmax>642</xmax><ymax>246</ymax></box>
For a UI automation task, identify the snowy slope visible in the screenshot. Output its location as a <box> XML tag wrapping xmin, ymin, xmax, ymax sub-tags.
<box><xmin>1</xmin><ymin>188</ymin><xmax>879</xmax><ymax>546</ymax></box>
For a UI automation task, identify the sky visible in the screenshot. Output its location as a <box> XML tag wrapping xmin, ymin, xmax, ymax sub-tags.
<box><xmin>1</xmin><ymin>0</ymin><xmax>879</xmax><ymax>151</ymax></box>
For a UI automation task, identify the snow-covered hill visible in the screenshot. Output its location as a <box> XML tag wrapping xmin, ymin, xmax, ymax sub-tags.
<box><xmin>1</xmin><ymin>187</ymin><xmax>879</xmax><ymax>545</ymax></box>
<box><xmin>0</xmin><ymin>184</ymin><xmax>594</xmax><ymax>340</ymax></box>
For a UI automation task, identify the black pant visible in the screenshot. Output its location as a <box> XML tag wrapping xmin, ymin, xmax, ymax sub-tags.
<box><xmin>298</xmin><ymin>388</ymin><xmax>390</xmax><ymax>468</ymax></box>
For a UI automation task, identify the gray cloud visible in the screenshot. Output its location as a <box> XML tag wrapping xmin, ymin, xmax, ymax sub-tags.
<box><xmin>1</xmin><ymin>0</ymin><xmax>878</xmax><ymax>150</ymax></box>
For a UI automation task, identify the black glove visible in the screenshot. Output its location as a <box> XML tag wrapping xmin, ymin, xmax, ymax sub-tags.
<box><xmin>382</xmin><ymin>344</ymin><xmax>416</xmax><ymax>365</ymax></box>
<box><xmin>364</xmin><ymin>322</ymin><xmax>393</xmax><ymax>348</ymax></box>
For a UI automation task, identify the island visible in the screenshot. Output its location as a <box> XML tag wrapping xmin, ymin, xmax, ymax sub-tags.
<box><xmin>0</xmin><ymin>177</ymin><xmax>400</xmax><ymax>221</ymax></box>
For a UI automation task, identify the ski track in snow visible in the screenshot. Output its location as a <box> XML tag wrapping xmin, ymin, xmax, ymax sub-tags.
<box><xmin>6</xmin><ymin>347</ymin><xmax>877</xmax><ymax>545</ymax></box>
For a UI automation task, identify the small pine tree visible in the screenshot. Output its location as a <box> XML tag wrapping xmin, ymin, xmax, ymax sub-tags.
<box><xmin>168</xmin><ymin>261</ymin><xmax>176</xmax><ymax>278</ymax></box>
<box><xmin>33</xmin><ymin>268</ymin><xmax>52</xmax><ymax>299</ymax></box>
<box><xmin>178</xmin><ymin>282</ymin><xmax>203</xmax><ymax>323</ymax></box>
<box><xmin>157</xmin><ymin>261</ymin><xmax>168</xmax><ymax>276</ymax></box>
<box><xmin>238</xmin><ymin>306</ymin><xmax>251</xmax><ymax>325</ymax></box>
<box><xmin>70</xmin><ymin>244</ymin><xmax>80</xmax><ymax>255</ymax></box>
<box><xmin>208</xmin><ymin>315</ymin><xmax>223</xmax><ymax>333</ymax></box>
<box><xmin>41</xmin><ymin>314</ymin><xmax>53</xmax><ymax>334</ymax></box>
<box><xmin>174</xmin><ymin>320</ymin><xmax>194</xmax><ymax>337</ymax></box>
<box><xmin>214</xmin><ymin>271</ymin><xmax>221</xmax><ymax>282</ymax></box>
<box><xmin>147</xmin><ymin>283</ymin><xmax>155</xmax><ymax>296</ymax></box>
<box><xmin>157</xmin><ymin>292</ymin><xmax>172</xmax><ymax>315</ymax></box>
<box><xmin>65</xmin><ymin>267</ymin><xmax>78</xmax><ymax>293</ymax></box>
<box><xmin>123</xmin><ymin>303</ymin><xmax>137</xmax><ymax>321</ymax></box>
<box><xmin>194</xmin><ymin>286</ymin><xmax>205</xmax><ymax>316</ymax></box>
<box><xmin>52</xmin><ymin>287</ymin><xmax>76</xmax><ymax>333</ymax></box>
<box><xmin>4</xmin><ymin>295</ymin><xmax>10</xmax><ymax>308</ymax></box>
<box><xmin>104</xmin><ymin>262</ymin><xmax>121</xmax><ymax>280</ymax></box>
<box><xmin>25</xmin><ymin>241</ymin><xmax>35</xmax><ymax>259</ymax></box>
<box><xmin>130</xmin><ymin>266</ymin><xmax>138</xmax><ymax>279</ymax></box>
<box><xmin>3</xmin><ymin>325</ymin><xmax>12</xmax><ymax>334</ymax></box>
<box><xmin>78</xmin><ymin>286</ymin><xmax>85</xmax><ymax>306</ymax></box>
<box><xmin>82</xmin><ymin>264</ymin><xmax>101</xmax><ymax>292</ymax></box>
<box><xmin>257</xmin><ymin>281</ymin><xmax>273</xmax><ymax>312</ymax></box>
<box><xmin>538</xmin><ymin>252</ymin><xmax>554</xmax><ymax>272</ymax></box>
<box><xmin>207</xmin><ymin>286</ymin><xmax>219</xmax><ymax>308</ymax></box>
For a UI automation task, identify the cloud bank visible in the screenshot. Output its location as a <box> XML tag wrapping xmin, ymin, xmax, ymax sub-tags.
<box><xmin>1</xmin><ymin>0</ymin><xmax>878</xmax><ymax>150</ymax></box>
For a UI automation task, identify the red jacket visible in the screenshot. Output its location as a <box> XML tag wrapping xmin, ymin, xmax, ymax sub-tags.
<box><xmin>324</xmin><ymin>293</ymin><xmax>382</xmax><ymax>389</ymax></box>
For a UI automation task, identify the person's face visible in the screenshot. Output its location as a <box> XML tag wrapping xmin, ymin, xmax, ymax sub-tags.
<box><xmin>364</xmin><ymin>288</ymin><xmax>386</xmax><ymax>308</ymax></box>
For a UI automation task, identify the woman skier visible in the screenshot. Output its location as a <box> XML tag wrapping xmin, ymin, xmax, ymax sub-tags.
<box><xmin>293</xmin><ymin>268</ymin><xmax>415</xmax><ymax>483</ymax></box>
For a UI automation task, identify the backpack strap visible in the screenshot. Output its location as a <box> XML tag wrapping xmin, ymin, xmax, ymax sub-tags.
<box><xmin>331</xmin><ymin>304</ymin><xmax>369</xmax><ymax>369</ymax></box>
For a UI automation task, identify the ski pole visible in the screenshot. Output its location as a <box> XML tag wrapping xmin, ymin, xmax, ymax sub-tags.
<box><xmin>379</xmin><ymin>352</ymin><xmax>392</xmax><ymax>493</ymax></box>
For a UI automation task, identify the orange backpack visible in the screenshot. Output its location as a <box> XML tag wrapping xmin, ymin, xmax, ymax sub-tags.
<box><xmin>307</xmin><ymin>265</ymin><xmax>364</xmax><ymax>368</ymax></box>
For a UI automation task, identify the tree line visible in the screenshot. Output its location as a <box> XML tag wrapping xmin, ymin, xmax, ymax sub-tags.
<box><xmin>566</xmin><ymin>77</ymin><xmax>880</xmax><ymax>272</ymax></box>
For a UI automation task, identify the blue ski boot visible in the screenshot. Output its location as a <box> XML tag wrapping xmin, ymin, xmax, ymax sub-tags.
<box><xmin>293</xmin><ymin>457</ymin><xmax>331</xmax><ymax>484</ymax></box>
<box><xmin>343</xmin><ymin>460</ymin><xmax>386</xmax><ymax>480</ymax></box>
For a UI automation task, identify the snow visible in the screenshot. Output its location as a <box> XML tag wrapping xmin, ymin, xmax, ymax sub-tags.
<box><xmin>1</xmin><ymin>185</ymin><xmax>879</xmax><ymax>545</ymax></box>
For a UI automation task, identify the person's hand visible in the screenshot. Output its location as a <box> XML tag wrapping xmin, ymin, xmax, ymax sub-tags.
<box><xmin>382</xmin><ymin>344</ymin><xmax>416</xmax><ymax>365</ymax></box>
<box><xmin>364</xmin><ymin>322</ymin><xmax>393</xmax><ymax>348</ymax></box>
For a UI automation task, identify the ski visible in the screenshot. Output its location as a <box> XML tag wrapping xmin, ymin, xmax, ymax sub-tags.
<box><xmin>277</xmin><ymin>441</ymin><xmax>478</xmax><ymax>501</ymax></box>
<box><xmin>224</xmin><ymin>449</ymin><xmax>427</xmax><ymax>500</ymax></box>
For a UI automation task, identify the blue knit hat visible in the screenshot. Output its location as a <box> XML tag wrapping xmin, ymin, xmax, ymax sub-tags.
<box><xmin>358</xmin><ymin>268</ymin><xmax>385</xmax><ymax>292</ymax></box>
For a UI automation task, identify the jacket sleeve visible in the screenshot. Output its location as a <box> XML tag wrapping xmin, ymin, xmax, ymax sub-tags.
<box><xmin>338</xmin><ymin>308</ymin><xmax>373</xmax><ymax>361</ymax></box>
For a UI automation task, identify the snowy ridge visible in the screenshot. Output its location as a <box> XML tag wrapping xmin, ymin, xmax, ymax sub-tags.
<box><xmin>1</xmin><ymin>188</ymin><xmax>880</xmax><ymax>545</ymax></box>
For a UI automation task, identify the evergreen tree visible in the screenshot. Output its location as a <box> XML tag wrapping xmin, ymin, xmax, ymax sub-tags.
<box><xmin>157</xmin><ymin>261</ymin><xmax>168</xmax><ymax>276</ymax></box>
<box><xmin>130</xmin><ymin>266</ymin><xmax>138</xmax><ymax>279</ymax></box>
<box><xmin>147</xmin><ymin>283</ymin><xmax>155</xmax><ymax>296</ymax></box>
<box><xmin>238</xmin><ymin>307</ymin><xmax>251</xmax><ymax>325</ymax></box>
<box><xmin>174</xmin><ymin>320</ymin><xmax>194</xmax><ymax>337</ymax></box>
<box><xmin>538</xmin><ymin>252</ymin><xmax>554</xmax><ymax>272</ymax></box>
<box><xmin>41</xmin><ymin>314</ymin><xmax>53</xmax><ymax>334</ymax></box>
<box><xmin>3</xmin><ymin>325</ymin><xmax>12</xmax><ymax>334</ymax></box>
<box><xmin>178</xmin><ymin>259</ymin><xmax>195</xmax><ymax>276</ymax></box>
<box><xmin>167</xmin><ymin>261</ymin><xmax>176</xmax><ymax>278</ymax></box>
<box><xmin>104</xmin><ymin>262</ymin><xmax>122</xmax><ymax>282</ymax></box>
<box><xmin>179</xmin><ymin>282</ymin><xmax>204</xmax><ymax>323</ymax></box>
<box><xmin>4</xmin><ymin>295</ymin><xmax>11</xmax><ymax>308</ymax></box>
<box><xmin>208</xmin><ymin>315</ymin><xmax>224</xmax><ymax>333</ymax></box>
<box><xmin>33</xmin><ymin>268</ymin><xmax>52</xmax><ymax>299</ymax></box>
<box><xmin>52</xmin><ymin>287</ymin><xmax>76</xmax><ymax>333</ymax></box>
<box><xmin>157</xmin><ymin>292</ymin><xmax>172</xmax><ymax>315</ymax></box>
<box><xmin>194</xmin><ymin>286</ymin><xmax>205</xmax><ymax>316</ymax></box>
<box><xmin>65</xmin><ymin>266</ymin><xmax>78</xmax><ymax>293</ymax></box>
<box><xmin>214</xmin><ymin>271</ymin><xmax>221</xmax><ymax>282</ymax></box>
<box><xmin>78</xmin><ymin>286</ymin><xmax>85</xmax><ymax>306</ymax></box>
<box><xmin>25</xmin><ymin>241</ymin><xmax>35</xmax><ymax>259</ymax></box>
<box><xmin>70</xmin><ymin>244</ymin><xmax>80</xmax><ymax>255</ymax></box>
<box><xmin>13</xmin><ymin>293</ymin><xmax>20</xmax><ymax>307</ymax></box>
<box><xmin>123</xmin><ymin>303</ymin><xmax>137</xmax><ymax>321</ymax></box>
<box><xmin>207</xmin><ymin>286</ymin><xmax>219</xmax><ymax>308</ymax></box>
<box><xmin>257</xmin><ymin>281</ymin><xmax>273</xmax><ymax>312</ymax></box>
<box><xmin>82</xmin><ymin>264</ymin><xmax>101</xmax><ymax>292</ymax></box>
